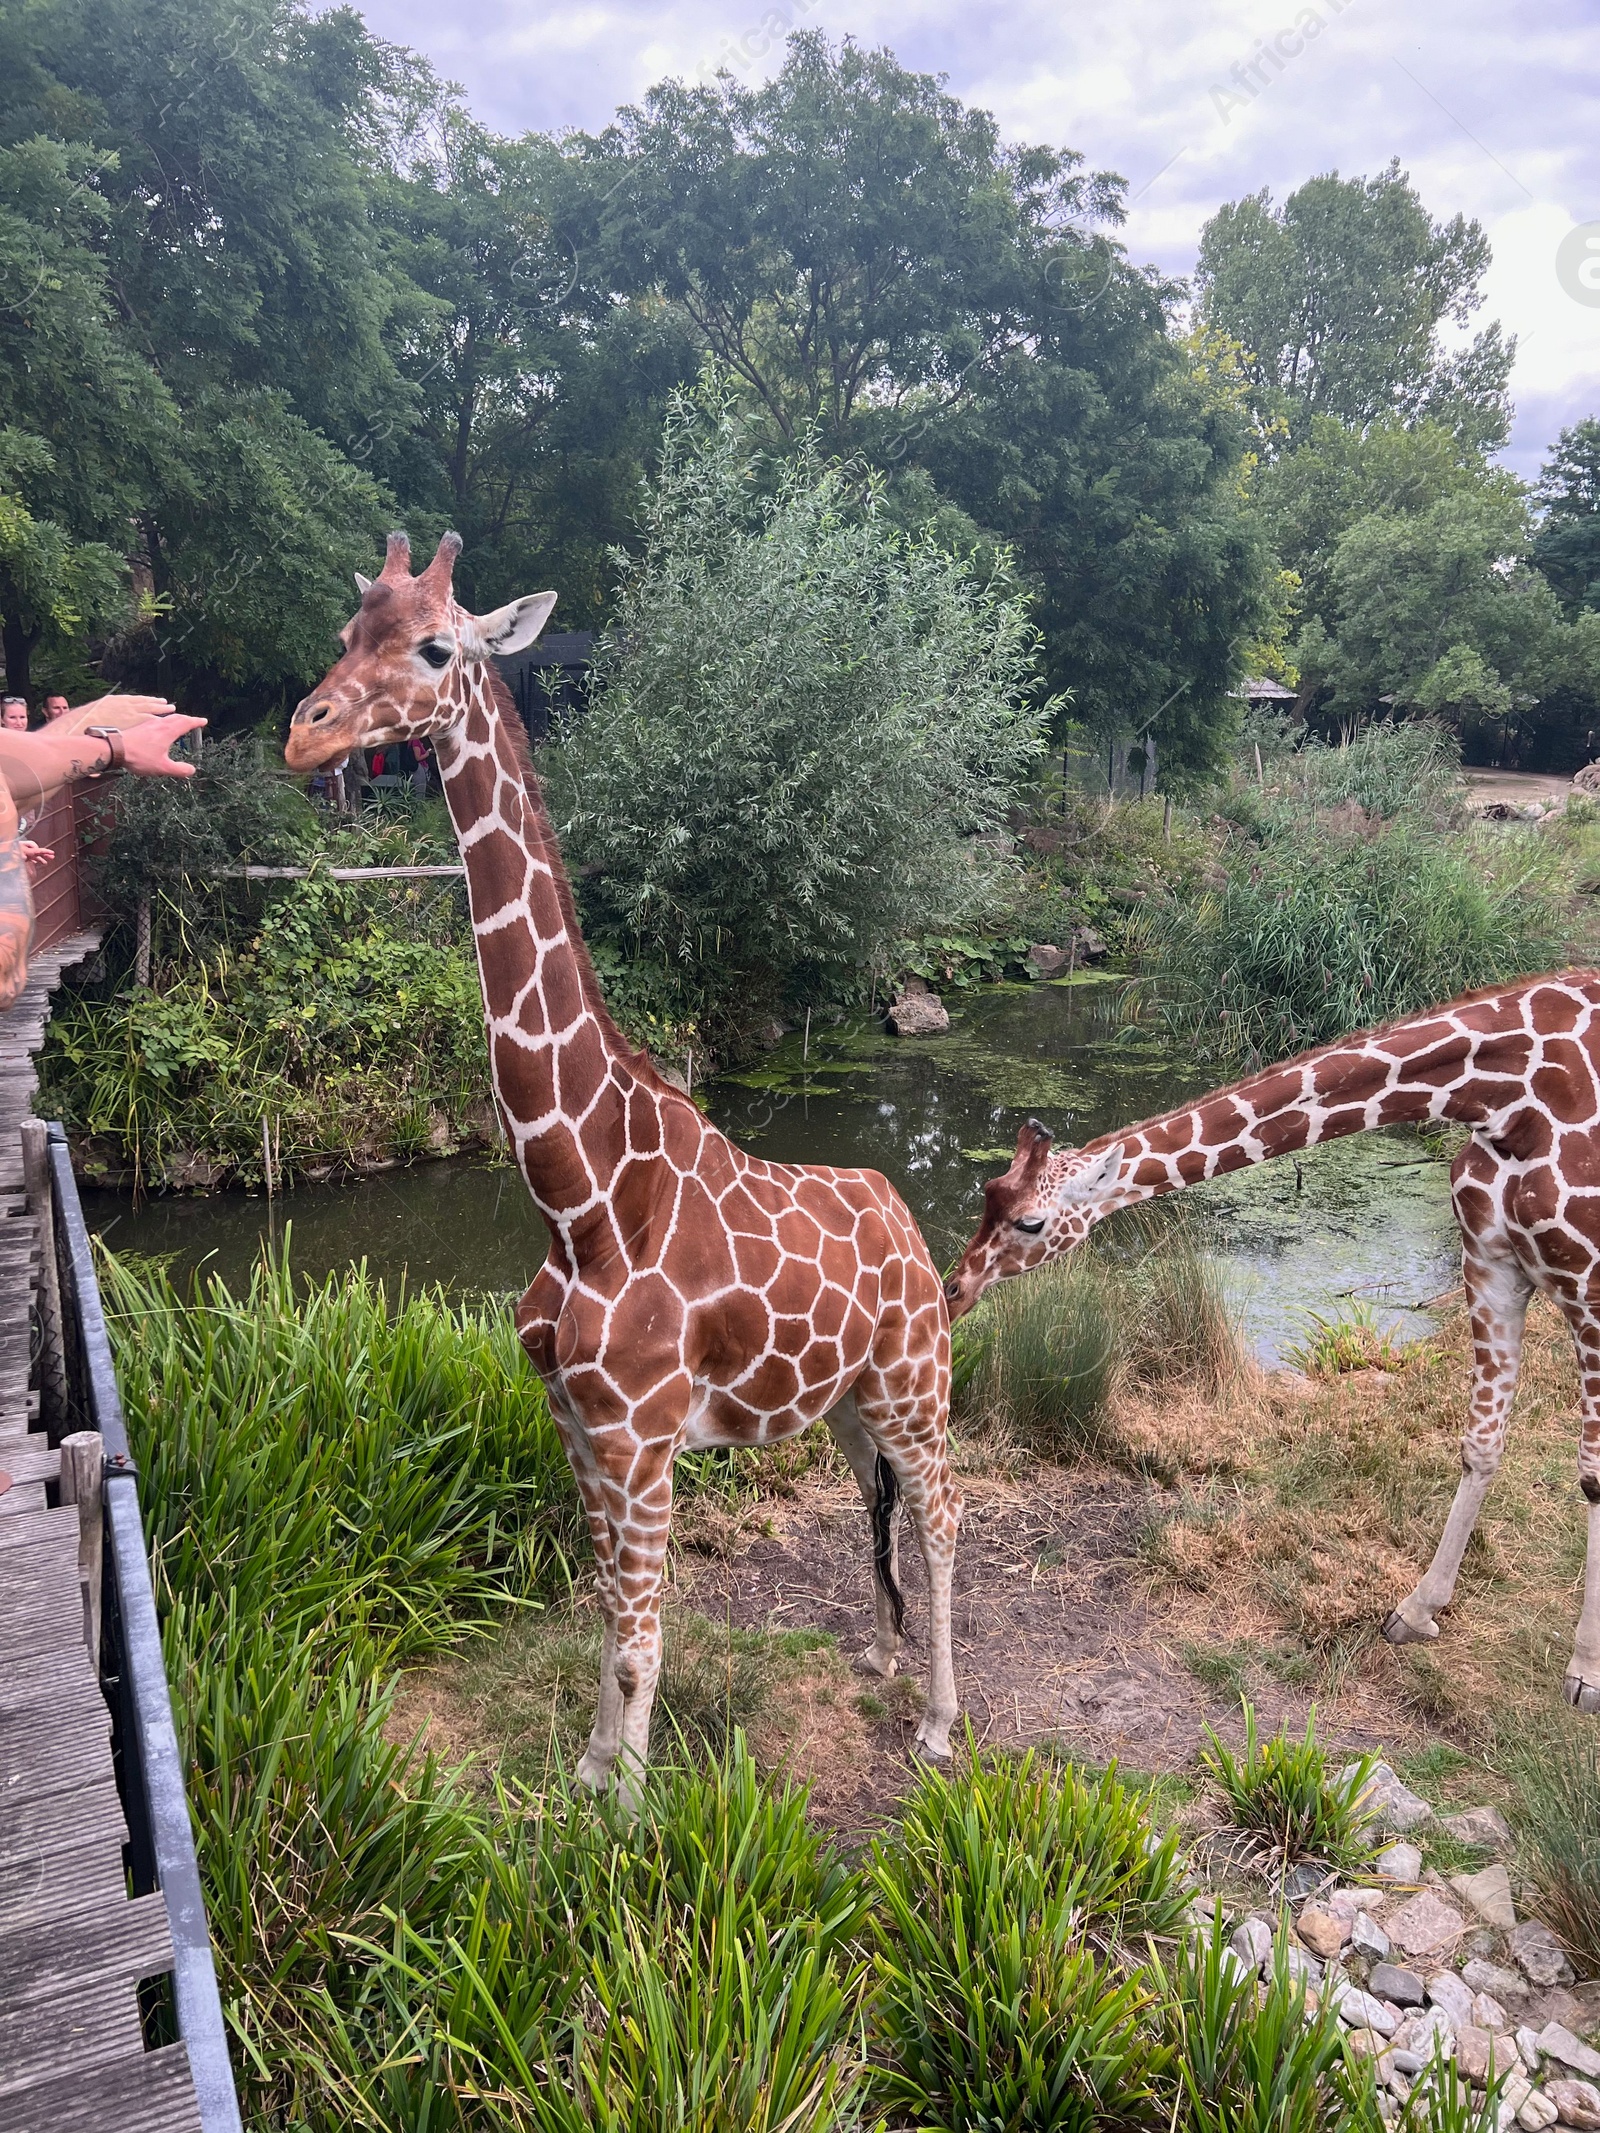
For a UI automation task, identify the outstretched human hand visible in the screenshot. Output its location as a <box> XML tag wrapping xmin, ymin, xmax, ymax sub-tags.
<box><xmin>118</xmin><ymin>713</ymin><xmax>208</xmax><ymax>776</ymax></box>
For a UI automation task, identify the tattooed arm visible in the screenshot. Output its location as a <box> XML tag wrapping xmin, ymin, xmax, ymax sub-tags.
<box><xmin>0</xmin><ymin>701</ymin><xmax>206</xmax><ymax>1013</ymax></box>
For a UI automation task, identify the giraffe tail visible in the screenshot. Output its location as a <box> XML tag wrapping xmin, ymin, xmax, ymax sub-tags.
<box><xmin>872</xmin><ymin>1453</ymin><xmax>906</xmax><ymax>1639</ymax></box>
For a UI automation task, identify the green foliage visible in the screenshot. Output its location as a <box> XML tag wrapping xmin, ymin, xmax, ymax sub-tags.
<box><xmin>1150</xmin><ymin>810</ymin><xmax>1569</xmax><ymax>1066</ymax></box>
<box><xmin>1534</xmin><ymin>418</ymin><xmax>1600</xmax><ymax>619</ymax></box>
<box><xmin>1292</xmin><ymin>719</ymin><xmax>1465</xmax><ymax>821</ymax></box>
<box><xmin>956</xmin><ymin>1217</ymin><xmax>1240</xmax><ymax>1452</ymax></box>
<box><xmin>1287</xmin><ymin>1301</ymin><xmax>1408</xmax><ymax>1379</ymax></box>
<box><xmin>553</xmin><ymin>382</ymin><xmax>1047</xmax><ymax>1024</ymax></box>
<box><xmin>1509</xmin><ymin>1731</ymin><xmax>1600</xmax><ymax>1975</ymax></box>
<box><xmin>1201</xmin><ymin>1703</ymin><xmax>1379</xmax><ymax>1871</ymax></box>
<box><xmin>867</xmin><ymin>1748</ymin><xmax>1186</xmax><ymax>2131</ymax></box>
<box><xmin>1196</xmin><ymin>164</ymin><xmax>1511</xmax><ymax>450</ymax></box>
<box><xmin>1154</xmin><ymin>1916</ymin><xmax>1353</xmax><ymax>2133</ymax></box>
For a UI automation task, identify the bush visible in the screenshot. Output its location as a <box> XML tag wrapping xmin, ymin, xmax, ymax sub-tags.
<box><xmin>1512</xmin><ymin>1732</ymin><xmax>1600</xmax><ymax>1975</ymax></box>
<box><xmin>1292</xmin><ymin>719</ymin><xmax>1465</xmax><ymax>823</ymax></box>
<box><xmin>1150</xmin><ymin>815</ymin><xmax>1568</xmax><ymax>1065</ymax></box>
<box><xmin>551</xmin><ymin>378</ymin><xmax>1048</xmax><ymax>1030</ymax></box>
<box><xmin>867</xmin><ymin>1750</ymin><xmax>1188</xmax><ymax>2131</ymax></box>
<box><xmin>955</xmin><ymin>1217</ymin><xmax>1240</xmax><ymax>1451</ymax></box>
<box><xmin>1201</xmin><ymin>1703</ymin><xmax>1379</xmax><ymax>1872</ymax></box>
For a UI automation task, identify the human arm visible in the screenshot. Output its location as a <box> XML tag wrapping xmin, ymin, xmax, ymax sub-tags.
<box><xmin>0</xmin><ymin>782</ymin><xmax>30</xmax><ymax>1011</ymax></box>
<box><xmin>0</xmin><ymin>702</ymin><xmax>207</xmax><ymax>814</ymax></box>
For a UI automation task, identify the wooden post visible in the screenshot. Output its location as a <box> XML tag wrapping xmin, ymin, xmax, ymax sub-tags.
<box><xmin>19</xmin><ymin>1120</ymin><xmax>67</xmax><ymax>1436</ymax></box>
<box><xmin>1255</xmin><ymin>742</ymin><xmax>1264</xmax><ymax>786</ymax></box>
<box><xmin>57</xmin><ymin>1430</ymin><xmax>104</xmax><ymax>1659</ymax></box>
<box><xmin>261</xmin><ymin>1113</ymin><xmax>274</xmax><ymax>1201</ymax></box>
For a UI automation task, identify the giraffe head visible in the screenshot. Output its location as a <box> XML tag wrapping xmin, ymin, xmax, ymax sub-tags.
<box><xmin>285</xmin><ymin>531</ymin><xmax>557</xmax><ymax>773</ymax></box>
<box><xmin>942</xmin><ymin>1120</ymin><xmax>1124</xmax><ymax>1319</ymax></box>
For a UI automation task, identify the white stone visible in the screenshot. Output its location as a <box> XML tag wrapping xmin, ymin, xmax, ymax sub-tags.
<box><xmin>1442</xmin><ymin>1807</ymin><xmax>1514</xmax><ymax>1854</ymax></box>
<box><xmin>1545</xmin><ymin>2076</ymin><xmax>1600</xmax><ymax>2129</ymax></box>
<box><xmin>1474</xmin><ymin>1993</ymin><xmax>1512</xmax><ymax>2033</ymax></box>
<box><xmin>1376</xmin><ymin>1842</ymin><xmax>1425</xmax><ymax>1883</ymax></box>
<box><xmin>1536</xmin><ymin>2025</ymin><xmax>1600</xmax><ymax>2082</ymax></box>
<box><xmin>1426</xmin><ymin>1971</ymin><xmax>1476</xmax><ymax>2027</ymax></box>
<box><xmin>1354</xmin><ymin>1914</ymin><xmax>1393</xmax><ymax>1961</ymax></box>
<box><xmin>1336</xmin><ymin>1985</ymin><xmax>1402</xmax><ymax>2037</ymax></box>
<box><xmin>1451</xmin><ymin>1866</ymin><xmax>1517</xmax><ymax>1931</ymax></box>
<box><xmin>1517</xmin><ymin>2089</ymin><xmax>1559</xmax><ymax>2133</ymax></box>
<box><xmin>1231</xmin><ymin>1917</ymin><xmax>1274</xmax><ymax>1975</ymax></box>
<box><xmin>1515</xmin><ymin>2028</ymin><xmax>1543</xmax><ymax>2069</ymax></box>
<box><xmin>1463</xmin><ymin>1959</ymin><xmax>1531</xmax><ymax>2002</ymax></box>
<box><xmin>1344</xmin><ymin>1762</ymin><xmax>1436</xmax><ymax>1835</ymax></box>
<box><xmin>1511</xmin><ymin>1925</ymin><xmax>1577</xmax><ymax>1990</ymax></box>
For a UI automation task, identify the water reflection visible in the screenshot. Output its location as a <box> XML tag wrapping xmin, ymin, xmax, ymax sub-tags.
<box><xmin>81</xmin><ymin>977</ymin><xmax>1461</xmax><ymax>1366</ymax></box>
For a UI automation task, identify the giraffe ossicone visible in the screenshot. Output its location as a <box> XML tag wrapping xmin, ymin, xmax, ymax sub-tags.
<box><xmin>286</xmin><ymin>532</ymin><xmax>962</xmax><ymax>1800</ymax></box>
<box><xmin>945</xmin><ymin>973</ymin><xmax>1600</xmax><ymax>1715</ymax></box>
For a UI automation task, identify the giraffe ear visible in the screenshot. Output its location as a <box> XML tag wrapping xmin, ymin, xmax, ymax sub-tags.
<box><xmin>1054</xmin><ymin>1143</ymin><xmax>1122</xmax><ymax>1206</ymax></box>
<box><xmin>354</xmin><ymin>571</ymin><xmax>372</xmax><ymax>597</ymax></box>
<box><xmin>466</xmin><ymin>591</ymin><xmax>558</xmax><ymax>658</ymax></box>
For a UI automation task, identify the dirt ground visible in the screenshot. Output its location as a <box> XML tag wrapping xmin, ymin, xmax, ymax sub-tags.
<box><xmin>1462</xmin><ymin>766</ymin><xmax>1576</xmax><ymax>809</ymax></box>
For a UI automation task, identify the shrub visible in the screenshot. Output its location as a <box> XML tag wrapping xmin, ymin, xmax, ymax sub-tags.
<box><xmin>955</xmin><ymin>1217</ymin><xmax>1240</xmax><ymax>1451</ymax></box>
<box><xmin>1287</xmin><ymin>1301</ymin><xmax>1408</xmax><ymax>1378</ymax></box>
<box><xmin>551</xmin><ymin>377</ymin><xmax>1048</xmax><ymax>1028</ymax></box>
<box><xmin>1150</xmin><ymin>816</ymin><xmax>1568</xmax><ymax>1065</ymax></box>
<box><xmin>1512</xmin><ymin>1732</ymin><xmax>1600</xmax><ymax>1975</ymax></box>
<box><xmin>1292</xmin><ymin>719</ymin><xmax>1465</xmax><ymax>823</ymax></box>
<box><xmin>1201</xmin><ymin>1703</ymin><xmax>1380</xmax><ymax>1872</ymax></box>
<box><xmin>868</xmin><ymin>1749</ymin><xmax>1188</xmax><ymax>2131</ymax></box>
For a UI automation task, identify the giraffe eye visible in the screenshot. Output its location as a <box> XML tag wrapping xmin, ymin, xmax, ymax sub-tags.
<box><xmin>1015</xmin><ymin>1216</ymin><xmax>1047</xmax><ymax>1235</ymax></box>
<box><xmin>418</xmin><ymin>641</ymin><xmax>452</xmax><ymax>668</ymax></box>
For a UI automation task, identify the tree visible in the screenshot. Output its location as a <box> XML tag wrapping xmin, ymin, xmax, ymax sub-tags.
<box><xmin>550</xmin><ymin>385</ymin><xmax>1048</xmax><ymax>1023</ymax></box>
<box><xmin>576</xmin><ymin>33</ymin><xmax>1275</xmax><ymax>785</ymax></box>
<box><xmin>1533</xmin><ymin>419</ymin><xmax>1600</xmax><ymax>617</ymax></box>
<box><xmin>1196</xmin><ymin>164</ymin><xmax>1513</xmax><ymax>451</ymax></box>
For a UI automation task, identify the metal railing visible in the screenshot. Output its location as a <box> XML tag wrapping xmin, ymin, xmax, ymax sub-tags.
<box><xmin>44</xmin><ymin>1122</ymin><xmax>243</xmax><ymax>2133</ymax></box>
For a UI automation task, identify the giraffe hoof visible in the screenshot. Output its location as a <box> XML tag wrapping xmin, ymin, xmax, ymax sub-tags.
<box><xmin>860</xmin><ymin>1644</ymin><xmax>899</xmax><ymax>1680</ymax></box>
<box><xmin>1564</xmin><ymin>1673</ymin><xmax>1600</xmax><ymax>1715</ymax></box>
<box><xmin>1381</xmin><ymin>1609</ymin><xmax>1439</xmax><ymax>1647</ymax></box>
<box><xmin>913</xmin><ymin>1717</ymin><xmax>954</xmax><ymax>1761</ymax></box>
<box><xmin>574</xmin><ymin>1750</ymin><xmax>614</xmax><ymax>1791</ymax></box>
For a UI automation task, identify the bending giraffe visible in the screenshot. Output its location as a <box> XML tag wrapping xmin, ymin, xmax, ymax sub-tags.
<box><xmin>943</xmin><ymin>971</ymin><xmax>1600</xmax><ymax>1715</ymax></box>
<box><xmin>284</xmin><ymin>532</ymin><xmax>960</xmax><ymax>1795</ymax></box>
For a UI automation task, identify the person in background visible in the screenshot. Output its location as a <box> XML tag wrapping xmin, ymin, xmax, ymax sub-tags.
<box><xmin>42</xmin><ymin>692</ymin><xmax>70</xmax><ymax>722</ymax></box>
<box><xmin>1</xmin><ymin>697</ymin><xmax>205</xmax><ymax>1011</ymax></box>
<box><xmin>409</xmin><ymin>736</ymin><xmax>431</xmax><ymax>798</ymax></box>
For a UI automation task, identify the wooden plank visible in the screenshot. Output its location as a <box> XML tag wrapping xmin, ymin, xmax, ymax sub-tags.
<box><xmin>0</xmin><ymin>1891</ymin><xmax>174</xmax><ymax>2013</ymax></box>
<box><xmin>0</xmin><ymin>1780</ymin><xmax>126</xmax><ymax>1867</ymax></box>
<box><xmin>0</xmin><ymin>1976</ymin><xmax>145</xmax><ymax>2100</ymax></box>
<box><xmin>0</xmin><ymin>1506</ymin><xmax>80</xmax><ymax>1557</ymax></box>
<box><xmin>0</xmin><ymin>1644</ymin><xmax>100</xmax><ymax>1718</ymax></box>
<box><xmin>0</xmin><ymin>1446</ymin><xmax>57</xmax><ymax>1489</ymax></box>
<box><xmin>0</xmin><ymin>2042</ymin><xmax>202</xmax><ymax>2133</ymax></box>
<box><xmin>0</xmin><ymin>1835</ymin><xmax>128</xmax><ymax>1935</ymax></box>
<box><xmin>0</xmin><ymin>1484</ymin><xmax>47</xmax><ymax>1517</ymax></box>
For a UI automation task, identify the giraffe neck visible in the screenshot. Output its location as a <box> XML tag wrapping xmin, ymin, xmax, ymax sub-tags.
<box><xmin>436</xmin><ymin>666</ymin><xmax>635</xmax><ymax>1228</ymax></box>
<box><xmin>1094</xmin><ymin>998</ymin><xmax>1514</xmax><ymax>1212</ymax></box>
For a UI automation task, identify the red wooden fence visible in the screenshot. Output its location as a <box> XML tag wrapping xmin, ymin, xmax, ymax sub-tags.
<box><xmin>25</xmin><ymin>784</ymin><xmax>98</xmax><ymax>952</ymax></box>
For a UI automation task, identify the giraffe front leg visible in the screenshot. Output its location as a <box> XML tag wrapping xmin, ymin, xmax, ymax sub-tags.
<box><xmin>1385</xmin><ymin>1245</ymin><xmax>1529</xmax><ymax>1647</ymax></box>
<box><xmin>606</xmin><ymin>1432</ymin><xmax>679</xmax><ymax>1816</ymax></box>
<box><xmin>1561</xmin><ymin>1317</ymin><xmax>1600</xmax><ymax>1712</ymax></box>
<box><xmin>545</xmin><ymin>1405</ymin><xmax>626</xmax><ymax>1789</ymax></box>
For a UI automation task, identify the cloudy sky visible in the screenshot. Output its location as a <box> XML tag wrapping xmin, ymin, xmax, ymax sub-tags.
<box><xmin>355</xmin><ymin>0</ymin><xmax>1600</xmax><ymax>479</ymax></box>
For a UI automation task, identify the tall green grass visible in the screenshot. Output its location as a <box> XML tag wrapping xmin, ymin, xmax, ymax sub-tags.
<box><xmin>1151</xmin><ymin>817</ymin><xmax>1569</xmax><ymax>1065</ymax></box>
<box><xmin>1511</xmin><ymin>1731</ymin><xmax>1600</xmax><ymax>1975</ymax></box>
<box><xmin>955</xmin><ymin>1216</ymin><xmax>1240</xmax><ymax>1453</ymax></box>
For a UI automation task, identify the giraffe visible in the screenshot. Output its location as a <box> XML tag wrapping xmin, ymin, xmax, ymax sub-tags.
<box><xmin>942</xmin><ymin>970</ymin><xmax>1600</xmax><ymax>1716</ymax></box>
<box><xmin>284</xmin><ymin>531</ymin><xmax>961</xmax><ymax>1796</ymax></box>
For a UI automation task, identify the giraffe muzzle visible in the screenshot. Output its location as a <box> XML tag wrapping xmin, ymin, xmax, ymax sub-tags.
<box><xmin>285</xmin><ymin>697</ymin><xmax>353</xmax><ymax>773</ymax></box>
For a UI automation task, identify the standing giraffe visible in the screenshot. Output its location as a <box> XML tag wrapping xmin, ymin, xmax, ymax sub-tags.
<box><xmin>284</xmin><ymin>532</ymin><xmax>961</xmax><ymax>1794</ymax></box>
<box><xmin>943</xmin><ymin>972</ymin><xmax>1600</xmax><ymax>1715</ymax></box>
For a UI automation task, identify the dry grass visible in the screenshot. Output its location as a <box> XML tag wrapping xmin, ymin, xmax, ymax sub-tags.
<box><xmin>1126</xmin><ymin>1295</ymin><xmax>1592</xmax><ymax>1748</ymax></box>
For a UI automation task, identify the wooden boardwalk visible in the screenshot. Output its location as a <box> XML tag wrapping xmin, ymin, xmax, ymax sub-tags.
<box><xmin>0</xmin><ymin>941</ymin><xmax>205</xmax><ymax>2132</ymax></box>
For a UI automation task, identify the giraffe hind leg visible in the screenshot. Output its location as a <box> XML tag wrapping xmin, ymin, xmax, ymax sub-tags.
<box><xmin>1384</xmin><ymin>1242</ymin><xmax>1529</xmax><ymax>1647</ymax></box>
<box><xmin>1556</xmin><ymin>1306</ymin><xmax>1600</xmax><ymax>1713</ymax></box>
<box><xmin>825</xmin><ymin>1395</ymin><xmax>903</xmax><ymax>1677</ymax></box>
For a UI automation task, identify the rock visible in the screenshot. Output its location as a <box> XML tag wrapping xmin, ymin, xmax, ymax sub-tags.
<box><xmin>1337</xmin><ymin>1986</ymin><xmax>1401</xmax><ymax>2036</ymax></box>
<box><xmin>1389</xmin><ymin>2049</ymin><xmax>1427</xmax><ymax>2077</ymax></box>
<box><xmin>1300</xmin><ymin>1903</ymin><xmax>1351</xmax><ymax>1958</ymax></box>
<box><xmin>1512</xmin><ymin>1925</ymin><xmax>1577</xmax><ymax>1990</ymax></box>
<box><xmin>1389</xmin><ymin>1893</ymin><xmax>1469</xmax><ymax>1960</ymax></box>
<box><xmin>1376</xmin><ymin>1842</ymin><xmax>1426</xmax><ymax>1883</ymax></box>
<box><xmin>1354</xmin><ymin>1915</ymin><xmax>1394</xmax><ymax>1962</ymax></box>
<box><xmin>1345</xmin><ymin>1761</ymin><xmax>1436</xmax><ymax>1836</ymax></box>
<box><xmin>1516</xmin><ymin>2028</ymin><xmax>1544</xmax><ymax>2069</ymax></box>
<box><xmin>1395</xmin><ymin>2007</ymin><xmax>1458</xmax><ymax>2059</ymax></box>
<box><xmin>1027</xmin><ymin>943</ymin><xmax>1069</xmax><ymax>976</ymax></box>
<box><xmin>1373</xmin><ymin>1964</ymin><xmax>1428</xmax><ymax>2007</ymax></box>
<box><xmin>1499</xmin><ymin>2077</ymin><xmax>1535</xmax><ymax>2132</ymax></box>
<box><xmin>1537</xmin><ymin>2026</ymin><xmax>1600</xmax><ymax>2082</ymax></box>
<box><xmin>1284</xmin><ymin>1943</ymin><xmax>1324</xmax><ymax>1985</ymax></box>
<box><xmin>1545</xmin><ymin>2077</ymin><xmax>1600</xmax><ymax>2128</ymax></box>
<box><xmin>1442</xmin><ymin>1807</ymin><xmax>1515</xmax><ymax>1854</ymax></box>
<box><xmin>1232</xmin><ymin>1917</ymin><xmax>1275</xmax><ymax>1974</ymax></box>
<box><xmin>1464</xmin><ymin>1960</ymin><xmax>1532</xmax><ymax>2003</ymax></box>
<box><xmin>1284</xmin><ymin>1862</ymin><xmax>1328</xmax><ymax>1904</ymax></box>
<box><xmin>1518</xmin><ymin>2091</ymin><xmax>1560</xmax><ymax>2133</ymax></box>
<box><xmin>1452</xmin><ymin>1866</ymin><xmax>1517</xmax><ymax>1931</ymax></box>
<box><xmin>1574</xmin><ymin>762</ymin><xmax>1600</xmax><ymax>795</ymax></box>
<box><xmin>1457</xmin><ymin>2025</ymin><xmax>1520</xmax><ymax>2087</ymax></box>
<box><xmin>1068</xmin><ymin>922</ymin><xmax>1109</xmax><ymax>962</ymax></box>
<box><xmin>1345</xmin><ymin>2025</ymin><xmax>1385</xmax><ymax>2060</ymax></box>
<box><xmin>752</xmin><ymin>1017</ymin><xmax>787</xmax><ymax>1050</ymax></box>
<box><xmin>1474</xmin><ymin>1993</ymin><xmax>1512</xmax><ymax>2033</ymax></box>
<box><xmin>886</xmin><ymin>982</ymin><xmax>950</xmax><ymax>1036</ymax></box>
<box><xmin>1427</xmin><ymin>1971</ymin><xmax>1477</xmax><ymax>2026</ymax></box>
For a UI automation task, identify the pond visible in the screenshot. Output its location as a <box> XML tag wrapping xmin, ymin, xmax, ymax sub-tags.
<box><xmin>81</xmin><ymin>975</ymin><xmax>1463</xmax><ymax>1367</ymax></box>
